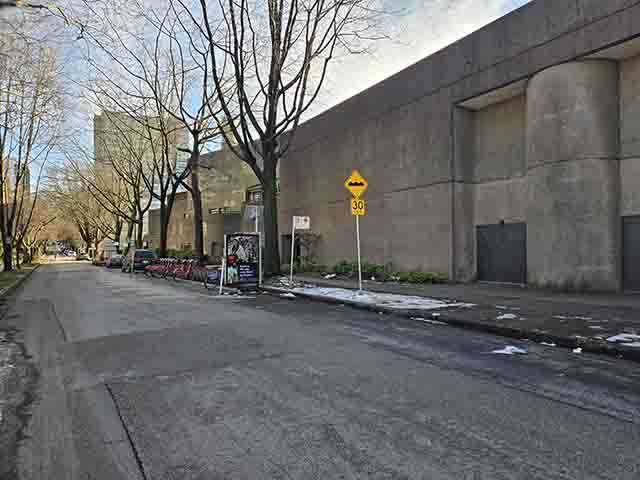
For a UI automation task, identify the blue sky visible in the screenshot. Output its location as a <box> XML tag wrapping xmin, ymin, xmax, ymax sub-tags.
<box><xmin>56</xmin><ymin>0</ymin><xmax>533</xmax><ymax>163</ymax></box>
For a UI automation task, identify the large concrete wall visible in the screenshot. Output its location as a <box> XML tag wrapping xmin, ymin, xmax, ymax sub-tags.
<box><xmin>280</xmin><ymin>0</ymin><xmax>640</xmax><ymax>288</ymax></box>
<box><xmin>473</xmin><ymin>96</ymin><xmax>527</xmax><ymax>228</ymax></box>
<box><xmin>620</xmin><ymin>54</ymin><xmax>640</xmax><ymax>217</ymax></box>
<box><xmin>527</xmin><ymin>60</ymin><xmax>620</xmax><ymax>290</ymax></box>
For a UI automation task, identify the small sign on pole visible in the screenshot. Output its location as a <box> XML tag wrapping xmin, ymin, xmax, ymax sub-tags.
<box><xmin>345</xmin><ymin>171</ymin><xmax>368</xmax><ymax>291</ymax></box>
<box><xmin>293</xmin><ymin>216</ymin><xmax>310</xmax><ymax>230</ymax></box>
<box><xmin>290</xmin><ymin>216</ymin><xmax>311</xmax><ymax>284</ymax></box>
<box><xmin>351</xmin><ymin>198</ymin><xmax>366</xmax><ymax>216</ymax></box>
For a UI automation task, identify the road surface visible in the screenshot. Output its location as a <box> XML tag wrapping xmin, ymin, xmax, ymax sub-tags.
<box><xmin>6</xmin><ymin>262</ymin><xmax>640</xmax><ymax>479</ymax></box>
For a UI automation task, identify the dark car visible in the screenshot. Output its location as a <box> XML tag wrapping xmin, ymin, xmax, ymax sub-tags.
<box><xmin>105</xmin><ymin>254</ymin><xmax>124</xmax><ymax>268</ymax></box>
<box><xmin>122</xmin><ymin>249</ymin><xmax>157</xmax><ymax>272</ymax></box>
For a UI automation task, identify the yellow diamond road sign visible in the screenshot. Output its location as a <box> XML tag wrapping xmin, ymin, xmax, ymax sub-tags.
<box><xmin>344</xmin><ymin>170</ymin><xmax>368</xmax><ymax>198</ymax></box>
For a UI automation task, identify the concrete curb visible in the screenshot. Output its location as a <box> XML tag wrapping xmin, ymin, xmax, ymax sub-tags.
<box><xmin>0</xmin><ymin>264</ymin><xmax>41</xmax><ymax>301</ymax></box>
<box><xmin>262</xmin><ymin>285</ymin><xmax>640</xmax><ymax>363</ymax></box>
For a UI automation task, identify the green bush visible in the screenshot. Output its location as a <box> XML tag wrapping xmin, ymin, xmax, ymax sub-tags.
<box><xmin>395</xmin><ymin>271</ymin><xmax>447</xmax><ymax>284</ymax></box>
<box><xmin>329</xmin><ymin>260</ymin><xmax>446</xmax><ymax>284</ymax></box>
<box><xmin>333</xmin><ymin>260</ymin><xmax>354</xmax><ymax>275</ymax></box>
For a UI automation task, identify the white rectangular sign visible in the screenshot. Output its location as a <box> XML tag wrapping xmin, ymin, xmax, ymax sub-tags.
<box><xmin>293</xmin><ymin>216</ymin><xmax>310</xmax><ymax>230</ymax></box>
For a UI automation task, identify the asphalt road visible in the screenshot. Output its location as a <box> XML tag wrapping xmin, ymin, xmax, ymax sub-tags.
<box><xmin>6</xmin><ymin>262</ymin><xmax>640</xmax><ymax>479</ymax></box>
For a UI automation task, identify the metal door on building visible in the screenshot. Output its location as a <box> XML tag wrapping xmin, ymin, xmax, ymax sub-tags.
<box><xmin>623</xmin><ymin>216</ymin><xmax>640</xmax><ymax>291</ymax></box>
<box><xmin>477</xmin><ymin>222</ymin><xmax>527</xmax><ymax>284</ymax></box>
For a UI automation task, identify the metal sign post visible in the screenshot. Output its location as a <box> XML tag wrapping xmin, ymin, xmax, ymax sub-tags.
<box><xmin>345</xmin><ymin>171</ymin><xmax>368</xmax><ymax>293</ymax></box>
<box><xmin>290</xmin><ymin>216</ymin><xmax>311</xmax><ymax>284</ymax></box>
<box><xmin>356</xmin><ymin>214</ymin><xmax>363</xmax><ymax>291</ymax></box>
<box><xmin>219</xmin><ymin>235</ymin><xmax>227</xmax><ymax>295</ymax></box>
<box><xmin>259</xmin><ymin>233</ymin><xmax>263</xmax><ymax>286</ymax></box>
<box><xmin>218</xmin><ymin>257</ymin><xmax>226</xmax><ymax>295</ymax></box>
<box><xmin>289</xmin><ymin>221</ymin><xmax>296</xmax><ymax>284</ymax></box>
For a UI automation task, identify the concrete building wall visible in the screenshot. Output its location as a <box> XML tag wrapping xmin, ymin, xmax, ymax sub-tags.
<box><xmin>473</xmin><ymin>95</ymin><xmax>527</xmax><ymax>227</ymax></box>
<box><xmin>620</xmin><ymin>54</ymin><xmax>640</xmax><ymax>217</ymax></box>
<box><xmin>526</xmin><ymin>61</ymin><xmax>620</xmax><ymax>291</ymax></box>
<box><xmin>279</xmin><ymin>0</ymin><xmax>640</xmax><ymax>290</ymax></box>
<box><xmin>146</xmin><ymin>146</ymin><xmax>259</xmax><ymax>257</ymax></box>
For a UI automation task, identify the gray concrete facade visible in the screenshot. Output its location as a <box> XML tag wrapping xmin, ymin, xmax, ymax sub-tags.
<box><xmin>279</xmin><ymin>0</ymin><xmax>640</xmax><ymax>291</ymax></box>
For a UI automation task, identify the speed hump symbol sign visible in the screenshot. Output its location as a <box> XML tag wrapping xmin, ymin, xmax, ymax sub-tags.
<box><xmin>351</xmin><ymin>198</ymin><xmax>366</xmax><ymax>216</ymax></box>
<box><xmin>344</xmin><ymin>170</ymin><xmax>368</xmax><ymax>198</ymax></box>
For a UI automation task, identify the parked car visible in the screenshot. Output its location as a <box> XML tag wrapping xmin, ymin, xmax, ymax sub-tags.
<box><xmin>105</xmin><ymin>255</ymin><xmax>124</xmax><ymax>268</ymax></box>
<box><xmin>122</xmin><ymin>249</ymin><xmax>157</xmax><ymax>272</ymax></box>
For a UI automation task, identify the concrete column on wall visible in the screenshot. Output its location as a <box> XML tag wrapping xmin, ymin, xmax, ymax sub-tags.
<box><xmin>452</xmin><ymin>106</ymin><xmax>476</xmax><ymax>282</ymax></box>
<box><xmin>526</xmin><ymin>60</ymin><xmax>620</xmax><ymax>291</ymax></box>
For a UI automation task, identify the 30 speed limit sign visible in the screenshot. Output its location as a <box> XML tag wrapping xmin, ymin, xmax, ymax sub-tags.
<box><xmin>351</xmin><ymin>198</ymin><xmax>366</xmax><ymax>216</ymax></box>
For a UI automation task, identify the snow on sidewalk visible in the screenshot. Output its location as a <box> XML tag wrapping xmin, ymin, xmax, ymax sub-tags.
<box><xmin>291</xmin><ymin>286</ymin><xmax>475</xmax><ymax>311</ymax></box>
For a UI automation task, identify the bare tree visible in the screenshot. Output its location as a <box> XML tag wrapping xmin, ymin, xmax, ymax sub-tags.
<box><xmin>48</xmin><ymin>164</ymin><xmax>115</xmax><ymax>253</ymax></box>
<box><xmin>17</xmin><ymin>192</ymin><xmax>56</xmax><ymax>263</ymax></box>
<box><xmin>65</xmin><ymin>108</ymin><xmax>159</xmax><ymax>249</ymax></box>
<box><xmin>177</xmin><ymin>0</ymin><xmax>388</xmax><ymax>274</ymax></box>
<box><xmin>76</xmin><ymin>0</ymin><xmax>228</xmax><ymax>263</ymax></box>
<box><xmin>0</xmin><ymin>26</ymin><xmax>63</xmax><ymax>270</ymax></box>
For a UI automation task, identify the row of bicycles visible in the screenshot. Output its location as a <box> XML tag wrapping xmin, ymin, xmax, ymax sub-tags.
<box><xmin>145</xmin><ymin>259</ymin><xmax>219</xmax><ymax>289</ymax></box>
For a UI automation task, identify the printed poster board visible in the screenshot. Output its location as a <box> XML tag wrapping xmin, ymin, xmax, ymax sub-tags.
<box><xmin>224</xmin><ymin>233</ymin><xmax>260</xmax><ymax>285</ymax></box>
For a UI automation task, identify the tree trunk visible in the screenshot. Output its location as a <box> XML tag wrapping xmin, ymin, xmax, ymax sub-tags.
<box><xmin>114</xmin><ymin>220</ymin><xmax>123</xmax><ymax>253</ymax></box>
<box><xmin>3</xmin><ymin>238</ymin><xmax>12</xmax><ymax>272</ymax></box>
<box><xmin>159</xmin><ymin>187</ymin><xmax>177</xmax><ymax>257</ymax></box>
<box><xmin>262</xmin><ymin>164</ymin><xmax>280</xmax><ymax>276</ymax></box>
<box><xmin>125</xmin><ymin>221</ymin><xmax>134</xmax><ymax>251</ymax></box>
<box><xmin>136</xmin><ymin>211</ymin><xmax>144</xmax><ymax>249</ymax></box>
<box><xmin>159</xmin><ymin>202</ymin><xmax>168</xmax><ymax>257</ymax></box>
<box><xmin>189</xmin><ymin>150</ymin><xmax>205</xmax><ymax>265</ymax></box>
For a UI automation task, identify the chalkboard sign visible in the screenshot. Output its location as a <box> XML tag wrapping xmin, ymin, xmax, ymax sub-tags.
<box><xmin>225</xmin><ymin>233</ymin><xmax>260</xmax><ymax>285</ymax></box>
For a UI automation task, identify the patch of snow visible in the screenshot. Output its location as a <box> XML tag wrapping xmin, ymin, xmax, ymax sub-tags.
<box><xmin>491</xmin><ymin>346</ymin><xmax>527</xmax><ymax>355</ymax></box>
<box><xmin>554</xmin><ymin>314</ymin><xmax>592</xmax><ymax>321</ymax></box>
<box><xmin>496</xmin><ymin>305</ymin><xmax>508</xmax><ymax>310</ymax></box>
<box><xmin>573</xmin><ymin>348</ymin><xmax>583</xmax><ymax>354</ymax></box>
<box><xmin>625</xmin><ymin>342</ymin><xmax>640</xmax><ymax>348</ymax></box>
<box><xmin>291</xmin><ymin>286</ymin><xmax>475</xmax><ymax>311</ymax></box>
<box><xmin>496</xmin><ymin>313</ymin><xmax>518</xmax><ymax>320</ymax></box>
<box><xmin>323</xmin><ymin>274</ymin><xmax>337</xmax><ymax>279</ymax></box>
<box><xmin>280</xmin><ymin>293</ymin><xmax>297</xmax><ymax>299</ymax></box>
<box><xmin>606</xmin><ymin>333</ymin><xmax>640</xmax><ymax>344</ymax></box>
<box><xmin>588</xmin><ymin>325</ymin><xmax>604</xmax><ymax>330</ymax></box>
<box><xmin>411</xmin><ymin>317</ymin><xmax>446</xmax><ymax>325</ymax></box>
<box><xmin>540</xmin><ymin>342</ymin><xmax>556</xmax><ymax>347</ymax></box>
<box><xmin>431</xmin><ymin>313</ymin><xmax>441</xmax><ymax>317</ymax></box>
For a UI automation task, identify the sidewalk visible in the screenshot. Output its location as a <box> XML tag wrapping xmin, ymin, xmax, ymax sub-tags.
<box><xmin>264</xmin><ymin>274</ymin><xmax>640</xmax><ymax>361</ymax></box>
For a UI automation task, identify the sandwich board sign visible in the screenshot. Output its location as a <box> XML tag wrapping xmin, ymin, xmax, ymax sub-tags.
<box><xmin>224</xmin><ymin>233</ymin><xmax>261</xmax><ymax>285</ymax></box>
